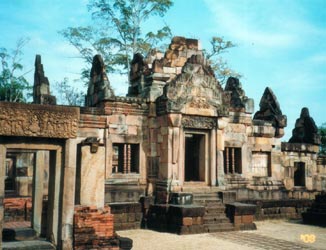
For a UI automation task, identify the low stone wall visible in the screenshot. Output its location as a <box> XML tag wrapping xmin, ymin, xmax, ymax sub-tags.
<box><xmin>74</xmin><ymin>206</ymin><xmax>120</xmax><ymax>250</ymax></box>
<box><xmin>109</xmin><ymin>202</ymin><xmax>142</xmax><ymax>231</ymax></box>
<box><xmin>4</xmin><ymin>197</ymin><xmax>32</xmax><ymax>222</ymax></box>
<box><xmin>241</xmin><ymin>199</ymin><xmax>313</xmax><ymax>220</ymax></box>
<box><xmin>147</xmin><ymin>204</ymin><xmax>206</xmax><ymax>234</ymax></box>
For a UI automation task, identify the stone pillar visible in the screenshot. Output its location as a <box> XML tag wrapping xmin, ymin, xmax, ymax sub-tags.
<box><xmin>80</xmin><ymin>145</ymin><xmax>105</xmax><ymax>208</ymax></box>
<box><xmin>210</xmin><ymin>129</ymin><xmax>217</xmax><ymax>186</ymax></box>
<box><xmin>217</xmin><ymin>117</ymin><xmax>228</xmax><ymax>187</ymax></box>
<box><xmin>47</xmin><ymin>149</ymin><xmax>62</xmax><ymax>245</ymax></box>
<box><xmin>0</xmin><ymin>144</ymin><xmax>6</xmax><ymax>248</ymax></box>
<box><xmin>60</xmin><ymin>139</ymin><xmax>77</xmax><ymax>250</ymax></box>
<box><xmin>32</xmin><ymin>151</ymin><xmax>45</xmax><ymax>236</ymax></box>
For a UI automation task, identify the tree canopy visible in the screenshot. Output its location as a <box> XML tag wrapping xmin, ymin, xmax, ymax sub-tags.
<box><xmin>0</xmin><ymin>38</ymin><xmax>31</xmax><ymax>102</ymax></box>
<box><xmin>205</xmin><ymin>36</ymin><xmax>241</xmax><ymax>85</ymax></box>
<box><xmin>54</xmin><ymin>77</ymin><xmax>85</xmax><ymax>106</ymax></box>
<box><xmin>60</xmin><ymin>0</ymin><xmax>173</xmax><ymax>83</ymax></box>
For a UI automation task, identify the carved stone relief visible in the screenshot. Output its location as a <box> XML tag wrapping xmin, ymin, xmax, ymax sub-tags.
<box><xmin>182</xmin><ymin>115</ymin><xmax>216</xmax><ymax>129</ymax></box>
<box><xmin>0</xmin><ymin>103</ymin><xmax>79</xmax><ymax>138</ymax></box>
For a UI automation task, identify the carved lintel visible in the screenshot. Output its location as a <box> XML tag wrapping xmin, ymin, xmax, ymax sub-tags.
<box><xmin>0</xmin><ymin>102</ymin><xmax>79</xmax><ymax>138</ymax></box>
<box><xmin>182</xmin><ymin>115</ymin><xmax>216</xmax><ymax>129</ymax></box>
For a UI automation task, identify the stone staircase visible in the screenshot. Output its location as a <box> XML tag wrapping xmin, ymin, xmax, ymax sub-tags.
<box><xmin>192</xmin><ymin>193</ymin><xmax>235</xmax><ymax>232</ymax></box>
<box><xmin>225</xmin><ymin>175</ymin><xmax>249</xmax><ymax>189</ymax></box>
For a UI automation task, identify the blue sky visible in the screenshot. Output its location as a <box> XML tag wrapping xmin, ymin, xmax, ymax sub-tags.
<box><xmin>0</xmin><ymin>0</ymin><xmax>325</xmax><ymax>141</ymax></box>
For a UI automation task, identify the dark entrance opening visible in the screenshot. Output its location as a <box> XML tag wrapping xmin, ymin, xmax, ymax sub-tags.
<box><xmin>185</xmin><ymin>134</ymin><xmax>205</xmax><ymax>182</ymax></box>
<box><xmin>3</xmin><ymin>150</ymin><xmax>52</xmax><ymax>242</ymax></box>
<box><xmin>294</xmin><ymin>162</ymin><xmax>305</xmax><ymax>187</ymax></box>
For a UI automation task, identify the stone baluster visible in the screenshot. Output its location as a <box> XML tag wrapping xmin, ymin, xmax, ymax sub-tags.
<box><xmin>231</xmin><ymin>148</ymin><xmax>235</xmax><ymax>174</ymax></box>
<box><xmin>225</xmin><ymin>148</ymin><xmax>229</xmax><ymax>174</ymax></box>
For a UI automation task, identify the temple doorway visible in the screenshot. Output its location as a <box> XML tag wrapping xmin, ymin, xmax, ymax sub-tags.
<box><xmin>184</xmin><ymin>133</ymin><xmax>206</xmax><ymax>182</ymax></box>
<box><xmin>294</xmin><ymin>162</ymin><xmax>305</xmax><ymax>187</ymax></box>
<box><xmin>1</xmin><ymin>140</ymin><xmax>64</xmax><ymax>247</ymax></box>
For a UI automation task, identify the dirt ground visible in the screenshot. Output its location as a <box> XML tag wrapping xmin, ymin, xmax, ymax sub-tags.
<box><xmin>117</xmin><ymin>220</ymin><xmax>326</xmax><ymax>250</ymax></box>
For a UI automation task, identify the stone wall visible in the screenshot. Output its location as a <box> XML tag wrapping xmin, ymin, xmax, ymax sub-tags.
<box><xmin>241</xmin><ymin>199</ymin><xmax>313</xmax><ymax>220</ymax></box>
<box><xmin>147</xmin><ymin>204</ymin><xmax>206</xmax><ymax>234</ymax></box>
<box><xmin>73</xmin><ymin>206</ymin><xmax>116</xmax><ymax>250</ymax></box>
<box><xmin>281</xmin><ymin>143</ymin><xmax>322</xmax><ymax>191</ymax></box>
<box><xmin>3</xmin><ymin>197</ymin><xmax>32</xmax><ymax>222</ymax></box>
<box><xmin>109</xmin><ymin>203</ymin><xmax>142</xmax><ymax>231</ymax></box>
<box><xmin>73</xmin><ymin>206</ymin><xmax>133</xmax><ymax>250</ymax></box>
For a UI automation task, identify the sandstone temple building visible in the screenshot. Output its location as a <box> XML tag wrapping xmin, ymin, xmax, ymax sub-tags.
<box><xmin>0</xmin><ymin>37</ymin><xmax>325</xmax><ymax>250</ymax></box>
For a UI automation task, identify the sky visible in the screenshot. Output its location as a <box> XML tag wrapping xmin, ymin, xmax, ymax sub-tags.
<box><xmin>0</xmin><ymin>0</ymin><xmax>325</xmax><ymax>141</ymax></box>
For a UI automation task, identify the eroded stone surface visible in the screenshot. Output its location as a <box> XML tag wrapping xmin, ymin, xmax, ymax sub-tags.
<box><xmin>254</xmin><ymin>87</ymin><xmax>287</xmax><ymax>138</ymax></box>
<box><xmin>85</xmin><ymin>54</ymin><xmax>114</xmax><ymax>106</ymax></box>
<box><xmin>33</xmin><ymin>55</ymin><xmax>56</xmax><ymax>105</ymax></box>
<box><xmin>289</xmin><ymin>107</ymin><xmax>321</xmax><ymax>145</ymax></box>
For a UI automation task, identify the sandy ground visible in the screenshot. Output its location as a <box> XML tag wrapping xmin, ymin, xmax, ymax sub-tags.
<box><xmin>249</xmin><ymin>220</ymin><xmax>326</xmax><ymax>249</ymax></box>
<box><xmin>117</xmin><ymin>220</ymin><xmax>326</xmax><ymax>250</ymax></box>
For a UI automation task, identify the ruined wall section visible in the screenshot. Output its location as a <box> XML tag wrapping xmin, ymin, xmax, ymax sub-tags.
<box><xmin>281</xmin><ymin>143</ymin><xmax>322</xmax><ymax>196</ymax></box>
<box><xmin>77</xmin><ymin>98</ymin><xmax>150</xmax><ymax>205</ymax></box>
<box><xmin>128</xmin><ymin>36</ymin><xmax>203</xmax><ymax>101</ymax></box>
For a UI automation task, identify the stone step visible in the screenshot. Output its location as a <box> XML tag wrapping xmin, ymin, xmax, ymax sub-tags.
<box><xmin>204</xmin><ymin>223</ymin><xmax>234</xmax><ymax>233</ymax></box>
<box><xmin>203</xmin><ymin>216</ymin><xmax>230</xmax><ymax>224</ymax></box>
<box><xmin>2</xmin><ymin>227</ymin><xmax>37</xmax><ymax>242</ymax></box>
<box><xmin>194</xmin><ymin>200</ymin><xmax>224</xmax><ymax>207</ymax></box>
<box><xmin>205</xmin><ymin>207</ymin><xmax>226</xmax><ymax>214</ymax></box>
<box><xmin>2</xmin><ymin>239</ymin><xmax>55</xmax><ymax>250</ymax></box>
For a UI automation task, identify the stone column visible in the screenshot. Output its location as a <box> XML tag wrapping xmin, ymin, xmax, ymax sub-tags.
<box><xmin>47</xmin><ymin>148</ymin><xmax>62</xmax><ymax>245</ymax></box>
<box><xmin>0</xmin><ymin>144</ymin><xmax>6</xmax><ymax>248</ymax></box>
<box><xmin>32</xmin><ymin>151</ymin><xmax>45</xmax><ymax>236</ymax></box>
<box><xmin>210</xmin><ymin>129</ymin><xmax>217</xmax><ymax>186</ymax></box>
<box><xmin>217</xmin><ymin>118</ymin><xmax>228</xmax><ymax>187</ymax></box>
<box><xmin>80</xmin><ymin>145</ymin><xmax>105</xmax><ymax>208</ymax></box>
<box><xmin>60</xmin><ymin>139</ymin><xmax>77</xmax><ymax>250</ymax></box>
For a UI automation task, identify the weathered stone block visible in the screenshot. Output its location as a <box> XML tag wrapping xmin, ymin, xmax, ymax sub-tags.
<box><xmin>182</xmin><ymin>217</ymin><xmax>193</xmax><ymax>226</ymax></box>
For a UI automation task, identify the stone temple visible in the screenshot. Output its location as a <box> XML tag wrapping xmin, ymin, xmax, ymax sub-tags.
<box><xmin>0</xmin><ymin>36</ymin><xmax>325</xmax><ymax>250</ymax></box>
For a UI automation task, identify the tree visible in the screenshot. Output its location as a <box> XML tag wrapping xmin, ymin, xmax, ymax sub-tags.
<box><xmin>205</xmin><ymin>36</ymin><xmax>242</xmax><ymax>85</ymax></box>
<box><xmin>54</xmin><ymin>78</ymin><xmax>85</xmax><ymax>106</ymax></box>
<box><xmin>60</xmin><ymin>0</ymin><xmax>173</xmax><ymax>83</ymax></box>
<box><xmin>319</xmin><ymin>123</ymin><xmax>326</xmax><ymax>156</ymax></box>
<box><xmin>0</xmin><ymin>38</ymin><xmax>32</xmax><ymax>102</ymax></box>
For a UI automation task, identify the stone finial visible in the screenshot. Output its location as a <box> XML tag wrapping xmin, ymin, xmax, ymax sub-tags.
<box><xmin>85</xmin><ymin>54</ymin><xmax>114</xmax><ymax>107</ymax></box>
<box><xmin>128</xmin><ymin>53</ymin><xmax>150</xmax><ymax>96</ymax></box>
<box><xmin>224</xmin><ymin>77</ymin><xmax>254</xmax><ymax>113</ymax></box>
<box><xmin>253</xmin><ymin>87</ymin><xmax>287</xmax><ymax>137</ymax></box>
<box><xmin>289</xmin><ymin>107</ymin><xmax>321</xmax><ymax>145</ymax></box>
<box><xmin>33</xmin><ymin>55</ymin><xmax>56</xmax><ymax>105</ymax></box>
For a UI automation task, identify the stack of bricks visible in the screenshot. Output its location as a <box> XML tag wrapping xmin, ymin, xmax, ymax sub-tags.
<box><xmin>74</xmin><ymin>206</ymin><xmax>118</xmax><ymax>250</ymax></box>
<box><xmin>4</xmin><ymin>197</ymin><xmax>32</xmax><ymax>222</ymax></box>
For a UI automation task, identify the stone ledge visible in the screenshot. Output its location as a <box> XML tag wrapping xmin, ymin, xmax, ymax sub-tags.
<box><xmin>226</xmin><ymin>202</ymin><xmax>257</xmax><ymax>216</ymax></box>
<box><xmin>281</xmin><ymin>142</ymin><xmax>319</xmax><ymax>153</ymax></box>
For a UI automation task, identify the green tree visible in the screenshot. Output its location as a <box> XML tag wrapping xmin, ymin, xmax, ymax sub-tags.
<box><xmin>55</xmin><ymin>78</ymin><xmax>85</xmax><ymax>106</ymax></box>
<box><xmin>205</xmin><ymin>36</ymin><xmax>242</xmax><ymax>85</ymax></box>
<box><xmin>60</xmin><ymin>0</ymin><xmax>173</xmax><ymax>82</ymax></box>
<box><xmin>319</xmin><ymin>123</ymin><xmax>326</xmax><ymax>156</ymax></box>
<box><xmin>0</xmin><ymin>38</ymin><xmax>32</xmax><ymax>102</ymax></box>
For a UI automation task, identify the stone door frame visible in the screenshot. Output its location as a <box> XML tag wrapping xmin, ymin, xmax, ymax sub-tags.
<box><xmin>0</xmin><ymin>138</ymin><xmax>77</xmax><ymax>250</ymax></box>
<box><xmin>180</xmin><ymin>129</ymin><xmax>217</xmax><ymax>186</ymax></box>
